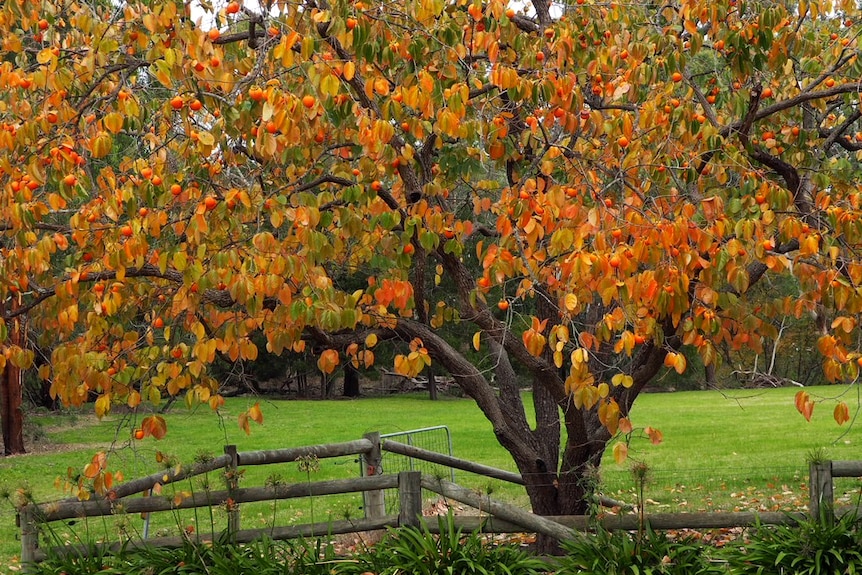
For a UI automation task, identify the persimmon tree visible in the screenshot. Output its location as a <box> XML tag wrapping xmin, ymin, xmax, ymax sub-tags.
<box><xmin>2</xmin><ymin>0</ymin><xmax>862</xmax><ymax>541</ymax></box>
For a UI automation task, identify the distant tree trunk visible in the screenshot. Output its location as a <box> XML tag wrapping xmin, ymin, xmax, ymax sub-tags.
<box><xmin>704</xmin><ymin>363</ymin><xmax>716</xmax><ymax>390</ymax></box>
<box><xmin>343</xmin><ymin>362</ymin><xmax>360</xmax><ymax>397</ymax></box>
<box><xmin>428</xmin><ymin>370</ymin><xmax>438</xmax><ymax>400</ymax></box>
<box><xmin>0</xmin><ymin>298</ymin><xmax>26</xmax><ymax>455</ymax></box>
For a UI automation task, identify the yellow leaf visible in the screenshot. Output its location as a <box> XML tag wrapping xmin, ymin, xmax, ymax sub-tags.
<box><xmin>365</xmin><ymin>333</ymin><xmax>378</xmax><ymax>347</ymax></box>
<box><xmin>834</xmin><ymin>402</ymin><xmax>849</xmax><ymax>425</ymax></box>
<box><xmin>196</xmin><ymin>131</ymin><xmax>215</xmax><ymax>146</ymax></box>
<box><xmin>37</xmin><ymin>48</ymin><xmax>56</xmax><ymax>64</ymax></box>
<box><xmin>104</xmin><ymin>112</ymin><xmax>124</xmax><ymax>134</ymax></box>
<box><xmin>571</xmin><ymin>348</ymin><xmax>588</xmax><ymax>364</ymax></box>
<box><xmin>343</xmin><ymin>61</ymin><xmax>355</xmax><ymax>81</ymax></box>
<box><xmin>95</xmin><ymin>394</ymin><xmax>111</xmax><ymax>418</ymax></box>
<box><xmin>248</xmin><ymin>402</ymin><xmax>264</xmax><ymax>424</ymax></box>
<box><xmin>238</xmin><ymin>412</ymin><xmax>250</xmax><ymax>435</ymax></box>
<box><xmin>564</xmin><ymin>293</ymin><xmax>578</xmax><ymax>312</ymax></box>
<box><xmin>473</xmin><ymin>331</ymin><xmax>481</xmax><ymax>351</ymax></box>
<box><xmin>673</xmin><ymin>353</ymin><xmax>687</xmax><ymax>374</ymax></box>
<box><xmin>321</xmin><ymin>73</ymin><xmax>340</xmax><ymax>97</ymax></box>
<box><xmin>553</xmin><ymin>350</ymin><xmax>563</xmax><ymax>368</ymax></box>
<box><xmin>91</xmin><ymin>132</ymin><xmax>113</xmax><ymax>158</ymax></box>
<box><xmin>611</xmin><ymin>373</ymin><xmax>634</xmax><ymax>388</ymax></box>
<box><xmin>394</xmin><ymin>354</ymin><xmax>410</xmax><ymax>376</ymax></box>
<box><xmin>613</xmin><ymin>442</ymin><xmax>628</xmax><ymax>464</ymax></box>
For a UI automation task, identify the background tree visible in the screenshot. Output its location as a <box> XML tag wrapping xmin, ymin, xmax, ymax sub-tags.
<box><xmin>1</xmin><ymin>0</ymin><xmax>861</xmax><ymax>550</ymax></box>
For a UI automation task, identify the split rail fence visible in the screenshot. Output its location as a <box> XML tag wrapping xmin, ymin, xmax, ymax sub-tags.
<box><xmin>17</xmin><ymin>430</ymin><xmax>862</xmax><ymax>566</ymax></box>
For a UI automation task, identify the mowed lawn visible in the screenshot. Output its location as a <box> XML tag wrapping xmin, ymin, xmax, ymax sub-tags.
<box><xmin>0</xmin><ymin>384</ymin><xmax>859</xmax><ymax>570</ymax></box>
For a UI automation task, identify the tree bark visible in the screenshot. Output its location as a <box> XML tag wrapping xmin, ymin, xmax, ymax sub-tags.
<box><xmin>0</xmin><ymin>298</ymin><xmax>26</xmax><ymax>455</ymax></box>
<box><xmin>342</xmin><ymin>362</ymin><xmax>360</xmax><ymax>397</ymax></box>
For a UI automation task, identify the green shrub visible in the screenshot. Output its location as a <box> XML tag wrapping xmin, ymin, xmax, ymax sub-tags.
<box><xmin>555</xmin><ymin>524</ymin><xmax>726</xmax><ymax>575</ymax></box>
<box><xmin>353</xmin><ymin>513</ymin><xmax>548</xmax><ymax>575</ymax></box>
<box><xmin>727</xmin><ymin>512</ymin><xmax>862</xmax><ymax>575</ymax></box>
<box><xmin>32</xmin><ymin>519</ymin><xmax>547</xmax><ymax>575</ymax></box>
<box><xmin>33</xmin><ymin>534</ymin><xmax>345</xmax><ymax>575</ymax></box>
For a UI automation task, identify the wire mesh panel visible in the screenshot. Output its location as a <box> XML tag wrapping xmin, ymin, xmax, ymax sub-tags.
<box><xmin>375</xmin><ymin>426</ymin><xmax>455</xmax><ymax>514</ymax></box>
<box><xmin>598</xmin><ymin>465</ymin><xmax>812</xmax><ymax>514</ymax></box>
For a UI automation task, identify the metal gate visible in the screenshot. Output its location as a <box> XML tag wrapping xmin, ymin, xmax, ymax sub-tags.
<box><xmin>376</xmin><ymin>426</ymin><xmax>455</xmax><ymax>514</ymax></box>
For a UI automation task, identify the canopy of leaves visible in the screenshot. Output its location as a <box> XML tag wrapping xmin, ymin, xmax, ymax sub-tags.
<box><xmin>1</xmin><ymin>0</ymin><xmax>861</xmax><ymax>440</ymax></box>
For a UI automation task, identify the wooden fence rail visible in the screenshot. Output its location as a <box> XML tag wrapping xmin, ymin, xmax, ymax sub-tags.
<box><xmin>18</xmin><ymin>431</ymin><xmax>862</xmax><ymax>568</ymax></box>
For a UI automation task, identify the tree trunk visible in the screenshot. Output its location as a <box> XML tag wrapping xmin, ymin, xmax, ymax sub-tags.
<box><xmin>392</xmin><ymin>252</ymin><xmax>673</xmax><ymax>553</ymax></box>
<box><xmin>0</xmin><ymin>299</ymin><xmax>26</xmax><ymax>455</ymax></box>
<box><xmin>342</xmin><ymin>362</ymin><xmax>360</xmax><ymax>397</ymax></box>
<box><xmin>428</xmin><ymin>369</ymin><xmax>438</xmax><ymax>400</ymax></box>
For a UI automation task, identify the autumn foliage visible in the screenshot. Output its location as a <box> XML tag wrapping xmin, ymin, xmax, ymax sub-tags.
<box><xmin>1</xmin><ymin>0</ymin><xmax>861</xmax><ymax>522</ymax></box>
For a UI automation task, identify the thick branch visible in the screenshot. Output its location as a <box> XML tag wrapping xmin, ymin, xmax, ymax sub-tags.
<box><xmin>721</xmin><ymin>83</ymin><xmax>862</xmax><ymax>139</ymax></box>
<box><xmin>2</xmin><ymin>264</ymin><xmax>238</xmax><ymax>320</ymax></box>
<box><xmin>394</xmin><ymin>318</ymin><xmax>536</xmax><ymax>465</ymax></box>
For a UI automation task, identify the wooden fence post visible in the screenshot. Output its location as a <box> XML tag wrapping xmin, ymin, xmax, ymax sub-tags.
<box><xmin>19</xmin><ymin>506</ymin><xmax>38</xmax><ymax>567</ymax></box>
<box><xmin>398</xmin><ymin>471</ymin><xmax>422</xmax><ymax>528</ymax></box>
<box><xmin>362</xmin><ymin>432</ymin><xmax>386</xmax><ymax>519</ymax></box>
<box><xmin>224</xmin><ymin>445</ymin><xmax>240</xmax><ymax>537</ymax></box>
<box><xmin>809</xmin><ymin>460</ymin><xmax>833</xmax><ymax>524</ymax></box>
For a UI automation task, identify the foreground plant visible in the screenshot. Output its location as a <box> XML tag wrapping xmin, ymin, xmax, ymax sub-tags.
<box><xmin>353</xmin><ymin>514</ymin><xmax>547</xmax><ymax>575</ymax></box>
<box><xmin>556</xmin><ymin>525</ymin><xmax>726</xmax><ymax>575</ymax></box>
<box><xmin>727</xmin><ymin>512</ymin><xmax>862</xmax><ymax>575</ymax></box>
<box><xmin>32</xmin><ymin>523</ymin><xmax>547</xmax><ymax>575</ymax></box>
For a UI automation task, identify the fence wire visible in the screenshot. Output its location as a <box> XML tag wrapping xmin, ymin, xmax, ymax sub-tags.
<box><xmin>596</xmin><ymin>465</ymin><xmax>861</xmax><ymax>514</ymax></box>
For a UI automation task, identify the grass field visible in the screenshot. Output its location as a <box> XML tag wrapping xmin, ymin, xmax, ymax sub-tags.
<box><xmin>0</xmin><ymin>384</ymin><xmax>860</xmax><ymax>572</ymax></box>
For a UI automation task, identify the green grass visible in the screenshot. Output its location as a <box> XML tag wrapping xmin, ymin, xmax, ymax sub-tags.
<box><xmin>0</xmin><ymin>385</ymin><xmax>860</xmax><ymax>572</ymax></box>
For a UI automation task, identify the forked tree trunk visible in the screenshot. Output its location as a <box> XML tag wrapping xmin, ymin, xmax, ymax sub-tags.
<box><xmin>0</xmin><ymin>299</ymin><xmax>26</xmax><ymax>455</ymax></box>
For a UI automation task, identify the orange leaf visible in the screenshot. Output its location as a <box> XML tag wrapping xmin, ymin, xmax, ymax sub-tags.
<box><xmin>317</xmin><ymin>349</ymin><xmax>340</xmax><ymax>374</ymax></box>
<box><xmin>795</xmin><ymin>390</ymin><xmax>814</xmax><ymax>421</ymax></box>
<box><xmin>834</xmin><ymin>401</ymin><xmax>850</xmax><ymax>425</ymax></box>
<box><xmin>618</xmin><ymin>417</ymin><xmax>633</xmax><ymax>434</ymax></box>
<box><xmin>141</xmin><ymin>415</ymin><xmax>167</xmax><ymax>440</ymax></box>
<box><xmin>644</xmin><ymin>426</ymin><xmax>663</xmax><ymax>445</ymax></box>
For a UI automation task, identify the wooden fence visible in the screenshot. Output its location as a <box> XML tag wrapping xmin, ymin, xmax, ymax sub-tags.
<box><xmin>18</xmin><ymin>431</ymin><xmax>862</xmax><ymax>566</ymax></box>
